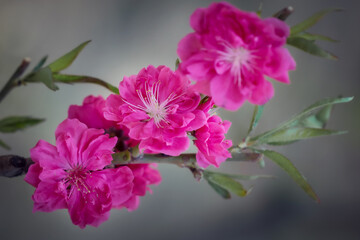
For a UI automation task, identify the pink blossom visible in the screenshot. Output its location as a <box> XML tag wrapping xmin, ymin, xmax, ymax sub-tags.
<box><xmin>193</xmin><ymin>99</ymin><xmax>233</xmax><ymax>168</ymax></box>
<box><xmin>104</xmin><ymin>65</ymin><xmax>206</xmax><ymax>156</ymax></box>
<box><xmin>25</xmin><ymin>119</ymin><xmax>134</xmax><ymax>228</ymax></box>
<box><xmin>177</xmin><ymin>2</ymin><xmax>296</xmax><ymax>110</ymax></box>
<box><xmin>68</xmin><ymin>95</ymin><xmax>115</xmax><ymax>129</ymax></box>
<box><xmin>68</xmin><ymin>95</ymin><xmax>138</xmax><ymax>150</ymax></box>
<box><xmin>112</xmin><ymin>164</ymin><xmax>162</xmax><ymax>211</ymax></box>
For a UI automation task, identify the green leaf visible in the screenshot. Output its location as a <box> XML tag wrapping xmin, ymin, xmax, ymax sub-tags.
<box><xmin>256</xmin><ymin>2</ymin><xmax>263</xmax><ymax>17</ymax></box>
<box><xmin>0</xmin><ymin>116</ymin><xmax>45</xmax><ymax>133</ymax></box>
<box><xmin>31</xmin><ymin>55</ymin><xmax>48</xmax><ymax>73</ymax></box>
<box><xmin>247</xmin><ymin>104</ymin><xmax>264</xmax><ymax>135</ymax></box>
<box><xmin>26</xmin><ymin>67</ymin><xmax>59</xmax><ymax>91</ymax></box>
<box><xmin>296</xmin><ymin>32</ymin><xmax>338</xmax><ymax>42</ymax></box>
<box><xmin>287</xmin><ymin>37</ymin><xmax>337</xmax><ymax>60</ymax></box>
<box><xmin>175</xmin><ymin>58</ymin><xmax>180</xmax><ymax>70</ymax></box>
<box><xmin>258</xmin><ymin>149</ymin><xmax>319</xmax><ymax>202</ymax></box>
<box><xmin>295</xmin><ymin>105</ymin><xmax>333</xmax><ymax>129</ymax></box>
<box><xmin>204</xmin><ymin>171</ymin><xmax>247</xmax><ymax>197</ymax></box>
<box><xmin>52</xmin><ymin>73</ymin><xmax>119</xmax><ymax>94</ymax></box>
<box><xmin>265</xmin><ymin>127</ymin><xmax>345</xmax><ymax>145</ymax></box>
<box><xmin>48</xmin><ymin>40</ymin><xmax>91</xmax><ymax>72</ymax></box>
<box><xmin>252</xmin><ymin>96</ymin><xmax>353</xmax><ymax>144</ymax></box>
<box><xmin>207</xmin><ymin>180</ymin><xmax>231</xmax><ymax>199</ymax></box>
<box><xmin>205</xmin><ymin>170</ymin><xmax>274</xmax><ymax>181</ymax></box>
<box><xmin>290</xmin><ymin>9</ymin><xmax>341</xmax><ymax>36</ymax></box>
<box><xmin>0</xmin><ymin>139</ymin><xmax>10</xmax><ymax>150</ymax></box>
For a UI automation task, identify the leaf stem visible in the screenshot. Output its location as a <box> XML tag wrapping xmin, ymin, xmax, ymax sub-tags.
<box><xmin>53</xmin><ymin>75</ymin><xmax>119</xmax><ymax>94</ymax></box>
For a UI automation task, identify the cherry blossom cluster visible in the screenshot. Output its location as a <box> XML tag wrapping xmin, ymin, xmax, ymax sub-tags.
<box><xmin>25</xmin><ymin>2</ymin><xmax>294</xmax><ymax>228</ymax></box>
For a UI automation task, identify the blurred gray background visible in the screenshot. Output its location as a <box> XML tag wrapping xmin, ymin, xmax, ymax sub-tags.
<box><xmin>0</xmin><ymin>0</ymin><xmax>359</xmax><ymax>239</ymax></box>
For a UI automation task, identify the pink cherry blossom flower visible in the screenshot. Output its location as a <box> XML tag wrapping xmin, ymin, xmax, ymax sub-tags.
<box><xmin>25</xmin><ymin>119</ymin><xmax>134</xmax><ymax>228</ymax></box>
<box><xmin>177</xmin><ymin>2</ymin><xmax>296</xmax><ymax>110</ymax></box>
<box><xmin>68</xmin><ymin>95</ymin><xmax>162</xmax><ymax>210</ymax></box>
<box><xmin>105</xmin><ymin>65</ymin><xmax>206</xmax><ymax>156</ymax></box>
<box><xmin>112</xmin><ymin>164</ymin><xmax>162</xmax><ymax>211</ymax></box>
<box><xmin>68</xmin><ymin>95</ymin><xmax>138</xmax><ymax>150</ymax></box>
<box><xmin>193</xmin><ymin>98</ymin><xmax>233</xmax><ymax>168</ymax></box>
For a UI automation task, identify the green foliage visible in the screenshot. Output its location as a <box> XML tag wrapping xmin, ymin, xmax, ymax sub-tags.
<box><xmin>288</xmin><ymin>9</ymin><xmax>341</xmax><ymax>59</ymax></box>
<box><xmin>0</xmin><ymin>116</ymin><xmax>45</xmax><ymax>133</ymax></box>
<box><xmin>287</xmin><ymin>37</ymin><xmax>337</xmax><ymax>60</ymax></box>
<box><xmin>0</xmin><ymin>139</ymin><xmax>10</xmax><ymax>150</ymax></box>
<box><xmin>290</xmin><ymin>9</ymin><xmax>341</xmax><ymax>36</ymax></box>
<box><xmin>256</xmin><ymin>149</ymin><xmax>319</xmax><ymax>202</ymax></box>
<box><xmin>204</xmin><ymin>171</ymin><xmax>248</xmax><ymax>199</ymax></box>
<box><xmin>247</xmin><ymin>104</ymin><xmax>264</xmax><ymax>134</ymax></box>
<box><xmin>295</xmin><ymin>32</ymin><xmax>338</xmax><ymax>42</ymax></box>
<box><xmin>26</xmin><ymin>67</ymin><xmax>59</xmax><ymax>91</ymax></box>
<box><xmin>31</xmin><ymin>55</ymin><xmax>48</xmax><ymax>73</ymax></box>
<box><xmin>207</xmin><ymin>180</ymin><xmax>231</xmax><ymax>199</ymax></box>
<box><xmin>265</xmin><ymin>127</ymin><xmax>345</xmax><ymax>145</ymax></box>
<box><xmin>52</xmin><ymin>73</ymin><xmax>119</xmax><ymax>94</ymax></box>
<box><xmin>251</xmin><ymin>96</ymin><xmax>353</xmax><ymax>145</ymax></box>
<box><xmin>175</xmin><ymin>58</ymin><xmax>180</xmax><ymax>70</ymax></box>
<box><xmin>48</xmin><ymin>40</ymin><xmax>91</xmax><ymax>72</ymax></box>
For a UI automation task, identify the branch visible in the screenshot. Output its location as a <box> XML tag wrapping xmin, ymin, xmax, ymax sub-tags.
<box><xmin>0</xmin><ymin>155</ymin><xmax>33</xmax><ymax>177</ymax></box>
<box><xmin>0</xmin><ymin>148</ymin><xmax>263</xmax><ymax>178</ymax></box>
<box><xmin>0</xmin><ymin>58</ymin><xmax>31</xmax><ymax>102</ymax></box>
<box><xmin>274</xmin><ymin>6</ymin><xmax>294</xmax><ymax>21</ymax></box>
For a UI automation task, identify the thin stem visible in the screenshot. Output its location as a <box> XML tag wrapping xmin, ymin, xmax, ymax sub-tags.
<box><xmin>53</xmin><ymin>76</ymin><xmax>119</xmax><ymax>94</ymax></box>
<box><xmin>0</xmin><ymin>58</ymin><xmax>31</xmax><ymax>102</ymax></box>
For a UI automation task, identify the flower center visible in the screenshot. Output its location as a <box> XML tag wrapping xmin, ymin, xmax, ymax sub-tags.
<box><xmin>65</xmin><ymin>167</ymin><xmax>92</xmax><ymax>198</ymax></box>
<box><xmin>216</xmin><ymin>42</ymin><xmax>252</xmax><ymax>86</ymax></box>
<box><xmin>123</xmin><ymin>82</ymin><xmax>181</xmax><ymax>127</ymax></box>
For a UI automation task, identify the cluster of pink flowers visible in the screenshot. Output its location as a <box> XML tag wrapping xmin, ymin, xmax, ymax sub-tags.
<box><xmin>25</xmin><ymin>2</ymin><xmax>294</xmax><ymax>228</ymax></box>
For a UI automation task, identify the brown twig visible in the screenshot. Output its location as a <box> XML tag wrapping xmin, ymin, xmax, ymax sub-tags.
<box><xmin>0</xmin><ymin>148</ymin><xmax>263</xmax><ymax>178</ymax></box>
<box><xmin>273</xmin><ymin>6</ymin><xmax>294</xmax><ymax>21</ymax></box>
<box><xmin>0</xmin><ymin>58</ymin><xmax>31</xmax><ymax>102</ymax></box>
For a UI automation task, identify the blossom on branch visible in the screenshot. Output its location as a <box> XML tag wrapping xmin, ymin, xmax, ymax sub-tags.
<box><xmin>68</xmin><ymin>95</ymin><xmax>138</xmax><ymax>151</ymax></box>
<box><xmin>193</xmin><ymin>98</ymin><xmax>232</xmax><ymax>168</ymax></box>
<box><xmin>105</xmin><ymin>65</ymin><xmax>206</xmax><ymax>156</ymax></box>
<box><xmin>25</xmin><ymin>119</ymin><xmax>134</xmax><ymax>228</ymax></box>
<box><xmin>177</xmin><ymin>2</ymin><xmax>296</xmax><ymax>110</ymax></box>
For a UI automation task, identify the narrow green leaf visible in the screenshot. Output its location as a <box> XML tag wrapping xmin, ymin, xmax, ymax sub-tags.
<box><xmin>204</xmin><ymin>171</ymin><xmax>247</xmax><ymax>197</ymax></box>
<box><xmin>256</xmin><ymin>2</ymin><xmax>263</xmax><ymax>17</ymax></box>
<box><xmin>258</xmin><ymin>150</ymin><xmax>319</xmax><ymax>201</ymax></box>
<box><xmin>252</xmin><ymin>96</ymin><xmax>353</xmax><ymax>143</ymax></box>
<box><xmin>52</xmin><ymin>73</ymin><xmax>119</xmax><ymax>94</ymax></box>
<box><xmin>207</xmin><ymin>180</ymin><xmax>231</xmax><ymax>199</ymax></box>
<box><xmin>205</xmin><ymin>170</ymin><xmax>274</xmax><ymax>181</ymax></box>
<box><xmin>247</xmin><ymin>104</ymin><xmax>264</xmax><ymax>135</ymax></box>
<box><xmin>297</xmin><ymin>105</ymin><xmax>333</xmax><ymax>129</ymax></box>
<box><xmin>0</xmin><ymin>116</ymin><xmax>45</xmax><ymax>133</ymax></box>
<box><xmin>0</xmin><ymin>139</ymin><xmax>10</xmax><ymax>150</ymax></box>
<box><xmin>175</xmin><ymin>58</ymin><xmax>180</xmax><ymax>70</ymax></box>
<box><xmin>290</xmin><ymin>9</ymin><xmax>341</xmax><ymax>36</ymax></box>
<box><xmin>48</xmin><ymin>40</ymin><xmax>91</xmax><ymax>72</ymax></box>
<box><xmin>287</xmin><ymin>37</ymin><xmax>337</xmax><ymax>60</ymax></box>
<box><xmin>31</xmin><ymin>55</ymin><xmax>48</xmax><ymax>73</ymax></box>
<box><xmin>265</xmin><ymin>127</ymin><xmax>345</xmax><ymax>144</ymax></box>
<box><xmin>26</xmin><ymin>67</ymin><xmax>59</xmax><ymax>91</ymax></box>
<box><xmin>296</xmin><ymin>32</ymin><xmax>338</xmax><ymax>42</ymax></box>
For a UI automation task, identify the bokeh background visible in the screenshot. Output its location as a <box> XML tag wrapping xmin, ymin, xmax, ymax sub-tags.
<box><xmin>0</xmin><ymin>0</ymin><xmax>359</xmax><ymax>239</ymax></box>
